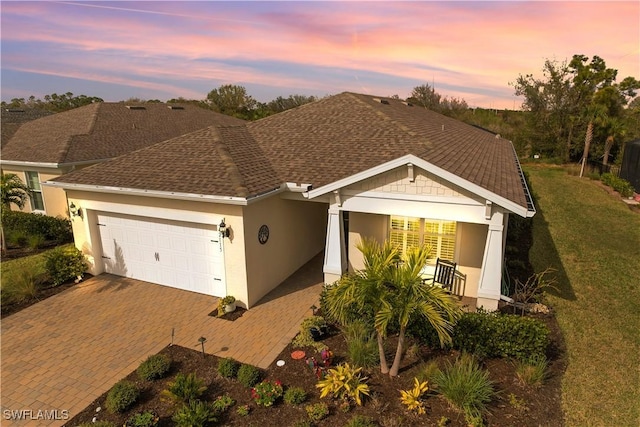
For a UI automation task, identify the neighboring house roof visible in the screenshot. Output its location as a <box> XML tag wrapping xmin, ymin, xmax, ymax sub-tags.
<box><xmin>1</xmin><ymin>108</ymin><xmax>54</xmax><ymax>148</ymax></box>
<box><xmin>50</xmin><ymin>93</ymin><xmax>534</xmax><ymax>214</ymax></box>
<box><xmin>1</xmin><ymin>103</ymin><xmax>245</xmax><ymax>165</ymax></box>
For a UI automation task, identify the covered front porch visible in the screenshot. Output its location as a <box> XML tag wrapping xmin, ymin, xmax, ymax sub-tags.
<box><xmin>314</xmin><ymin>161</ymin><xmax>512</xmax><ymax>311</ymax></box>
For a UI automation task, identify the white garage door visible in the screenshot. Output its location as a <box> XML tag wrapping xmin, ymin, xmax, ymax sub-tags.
<box><xmin>96</xmin><ymin>212</ymin><xmax>225</xmax><ymax>296</ymax></box>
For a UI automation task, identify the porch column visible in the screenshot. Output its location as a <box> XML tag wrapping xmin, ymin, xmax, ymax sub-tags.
<box><xmin>477</xmin><ymin>210</ymin><xmax>504</xmax><ymax>310</ymax></box>
<box><xmin>323</xmin><ymin>208</ymin><xmax>347</xmax><ymax>284</ymax></box>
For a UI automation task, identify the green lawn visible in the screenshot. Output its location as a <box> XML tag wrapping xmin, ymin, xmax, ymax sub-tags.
<box><xmin>525</xmin><ymin>165</ymin><xmax>640</xmax><ymax>426</ymax></box>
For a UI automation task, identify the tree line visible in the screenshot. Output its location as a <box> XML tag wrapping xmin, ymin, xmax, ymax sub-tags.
<box><xmin>3</xmin><ymin>53</ymin><xmax>638</xmax><ymax>166</ymax></box>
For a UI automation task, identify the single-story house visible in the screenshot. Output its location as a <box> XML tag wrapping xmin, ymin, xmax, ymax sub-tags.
<box><xmin>47</xmin><ymin>93</ymin><xmax>535</xmax><ymax>310</ymax></box>
<box><xmin>1</xmin><ymin>103</ymin><xmax>245</xmax><ymax>217</ymax></box>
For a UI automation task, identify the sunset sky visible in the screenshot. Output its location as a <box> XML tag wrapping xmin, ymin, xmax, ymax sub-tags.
<box><xmin>1</xmin><ymin>1</ymin><xmax>638</xmax><ymax>110</ymax></box>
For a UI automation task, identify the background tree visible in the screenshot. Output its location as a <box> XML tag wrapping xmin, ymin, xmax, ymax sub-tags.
<box><xmin>1</xmin><ymin>93</ymin><xmax>103</xmax><ymax>112</ymax></box>
<box><xmin>206</xmin><ymin>84</ymin><xmax>257</xmax><ymax>119</ymax></box>
<box><xmin>267</xmin><ymin>94</ymin><xmax>317</xmax><ymax>114</ymax></box>
<box><xmin>409</xmin><ymin>84</ymin><xmax>442</xmax><ymax>110</ymax></box>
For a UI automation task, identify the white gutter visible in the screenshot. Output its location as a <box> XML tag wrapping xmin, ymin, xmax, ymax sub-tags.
<box><xmin>1</xmin><ymin>158</ymin><xmax>116</xmax><ymax>169</ymax></box>
<box><xmin>44</xmin><ymin>181</ymin><xmax>251</xmax><ymax>205</ymax></box>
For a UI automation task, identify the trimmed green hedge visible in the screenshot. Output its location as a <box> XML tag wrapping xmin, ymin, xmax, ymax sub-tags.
<box><xmin>1</xmin><ymin>210</ymin><xmax>72</xmax><ymax>244</ymax></box>
<box><xmin>409</xmin><ymin>311</ymin><xmax>550</xmax><ymax>361</ymax></box>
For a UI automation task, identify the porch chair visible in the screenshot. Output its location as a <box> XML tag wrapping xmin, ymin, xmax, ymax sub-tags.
<box><xmin>423</xmin><ymin>258</ymin><xmax>457</xmax><ymax>292</ymax></box>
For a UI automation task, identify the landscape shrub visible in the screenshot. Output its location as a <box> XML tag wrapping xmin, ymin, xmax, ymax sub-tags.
<box><xmin>105</xmin><ymin>380</ymin><xmax>139</xmax><ymax>413</ymax></box>
<box><xmin>411</xmin><ymin>310</ymin><xmax>549</xmax><ymax>361</ymax></box>
<box><xmin>44</xmin><ymin>246</ymin><xmax>87</xmax><ymax>286</ymax></box>
<box><xmin>1</xmin><ymin>210</ymin><xmax>72</xmax><ymax>243</ymax></box>
<box><xmin>292</xmin><ymin>315</ymin><xmax>329</xmax><ymax>351</ymax></box>
<box><xmin>345</xmin><ymin>415</ymin><xmax>377</xmax><ymax>427</ymax></box>
<box><xmin>316</xmin><ymin>363</ymin><xmax>370</xmax><ymax>406</ymax></box>
<box><xmin>399</xmin><ymin>378</ymin><xmax>429</xmax><ymax>414</ymax></box>
<box><xmin>217</xmin><ymin>357</ymin><xmax>240</xmax><ymax>379</ymax></box>
<box><xmin>601</xmin><ymin>173</ymin><xmax>635</xmax><ymax>197</ymax></box>
<box><xmin>124</xmin><ymin>411</ymin><xmax>158</xmax><ymax>427</ymax></box>
<box><xmin>211</xmin><ymin>393</ymin><xmax>235</xmax><ymax>413</ymax></box>
<box><xmin>236</xmin><ymin>363</ymin><xmax>261</xmax><ymax>387</ymax></box>
<box><xmin>172</xmin><ymin>400</ymin><xmax>216</xmax><ymax>427</ymax></box>
<box><xmin>515</xmin><ymin>355</ymin><xmax>548</xmax><ymax>387</ymax></box>
<box><xmin>431</xmin><ymin>354</ymin><xmax>494</xmax><ymax>422</ymax></box>
<box><xmin>27</xmin><ymin>234</ymin><xmax>46</xmax><ymax>250</ymax></box>
<box><xmin>452</xmin><ymin>311</ymin><xmax>550</xmax><ymax>361</ymax></box>
<box><xmin>343</xmin><ymin>320</ymin><xmax>378</xmax><ymax>368</ymax></box>
<box><xmin>137</xmin><ymin>354</ymin><xmax>171</xmax><ymax>381</ymax></box>
<box><xmin>162</xmin><ymin>373</ymin><xmax>206</xmax><ymax>404</ymax></box>
<box><xmin>284</xmin><ymin>386</ymin><xmax>307</xmax><ymax>405</ymax></box>
<box><xmin>251</xmin><ymin>380</ymin><xmax>283</xmax><ymax>407</ymax></box>
<box><xmin>305</xmin><ymin>402</ymin><xmax>329</xmax><ymax>423</ymax></box>
<box><xmin>1</xmin><ymin>265</ymin><xmax>41</xmax><ymax>305</ymax></box>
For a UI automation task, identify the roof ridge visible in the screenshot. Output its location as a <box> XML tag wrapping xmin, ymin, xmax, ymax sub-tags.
<box><xmin>212</xmin><ymin>127</ymin><xmax>249</xmax><ymax>197</ymax></box>
<box><xmin>58</xmin><ymin>103</ymin><xmax>101</xmax><ymax>164</ymax></box>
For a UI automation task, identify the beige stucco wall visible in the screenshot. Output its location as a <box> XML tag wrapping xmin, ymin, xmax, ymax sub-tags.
<box><xmin>243</xmin><ymin>196</ymin><xmax>327</xmax><ymax>307</ymax></box>
<box><xmin>347</xmin><ymin>212</ymin><xmax>387</xmax><ymax>272</ymax></box>
<box><xmin>346</xmin><ymin>166</ymin><xmax>474</xmax><ymax>199</ymax></box>
<box><xmin>346</xmin><ymin>212</ymin><xmax>487</xmax><ymax>299</ymax></box>
<box><xmin>66</xmin><ymin>190</ymin><xmax>249</xmax><ymax>305</ymax></box>
<box><xmin>1</xmin><ymin>167</ymin><xmax>69</xmax><ymax>217</ymax></box>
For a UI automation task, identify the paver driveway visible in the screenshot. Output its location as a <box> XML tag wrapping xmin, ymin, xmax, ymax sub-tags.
<box><xmin>1</xmin><ymin>254</ymin><xmax>323</xmax><ymax>426</ymax></box>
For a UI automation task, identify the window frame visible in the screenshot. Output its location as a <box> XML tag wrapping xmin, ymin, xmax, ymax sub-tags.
<box><xmin>389</xmin><ymin>216</ymin><xmax>457</xmax><ymax>262</ymax></box>
<box><xmin>24</xmin><ymin>171</ymin><xmax>45</xmax><ymax>213</ymax></box>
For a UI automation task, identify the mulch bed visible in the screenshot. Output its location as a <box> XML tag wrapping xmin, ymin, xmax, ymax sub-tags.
<box><xmin>66</xmin><ymin>314</ymin><xmax>565</xmax><ymax>427</ymax></box>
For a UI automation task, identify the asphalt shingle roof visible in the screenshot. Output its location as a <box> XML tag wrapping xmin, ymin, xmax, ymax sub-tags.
<box><xmin>52</xmin><ymin>93</ymin><xmax>531</xmax><ymax>211</ymax></box>
<box><xmin>1</xmin><ymin>103</ymin><xmax>245</xmax><ymax>164</ymax></box>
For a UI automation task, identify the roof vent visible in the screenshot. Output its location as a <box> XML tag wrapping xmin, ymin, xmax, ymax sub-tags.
<box><xmin>401</xmin><ymin>102</ymin><xmax>413</xmax><ymax>107</ymax></box>
<box><xmin>495</xmin><ymin>134</ymin><xmax>501</xmax><ymax>139</ymax></box>
<box><xmin>380</xmin><ymin>99</ymin><xmax>390</xmax><ymax>105</ymax></box>
<box><xmin>168</xmin><ymin>105</ymin><xmax>184</xmax><ymax>110</ymax></box>
<box><xmin>126</xmin><ymin>106</ymin><xmax>146</xmax><ymax>110</ymax></box>
<box><xmin>5</xmin><ymin>108</ymin><xmax>25</xmax><ymax>112</ymax></box>
<box><xmin>442</xmin><ymin>124</ymin><xmax>445</xmax><ymax>131</ymax></box>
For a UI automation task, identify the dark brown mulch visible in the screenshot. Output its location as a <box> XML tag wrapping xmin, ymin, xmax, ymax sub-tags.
<box><xmin>66</xmin><ymin>314</ymin><xmax>565</xmax><ymax>427</ymax></box>
<box><xmin>207</xmin><ymin>307</ymin><xmax>247</xmax><ymax>321</ymax></box>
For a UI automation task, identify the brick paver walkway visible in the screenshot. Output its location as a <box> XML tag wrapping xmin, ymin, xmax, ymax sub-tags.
<box><xmin>1</xmin><ymin>254</ymin><xmax>323</xmax><ymax>426</ymax></box>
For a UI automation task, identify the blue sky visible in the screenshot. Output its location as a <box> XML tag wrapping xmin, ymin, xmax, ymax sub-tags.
<box><xmin>1</xmin><ymin>1</ymin><xmax>638</xmax><ymax>109</ymax></box>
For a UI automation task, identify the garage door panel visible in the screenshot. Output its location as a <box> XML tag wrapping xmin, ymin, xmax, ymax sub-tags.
<box><xmin>97</xmin><ymin>212</ymin><xmax>225</xmax><ymax>297</ymax></box>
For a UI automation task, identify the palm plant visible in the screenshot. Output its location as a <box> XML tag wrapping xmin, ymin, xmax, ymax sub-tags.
<box><xmin>383</xmin><ymin>245</ymin><xmax>462</xmax><ymax>376</ymax></box>
<box><xmin>1</xmin><ymin>173</ymin><xmax>30</xmax><ymax>210</ymax></box>
<box><xmin>324</xmin><ymin>237</ymin><xmax>463</xmax><ymax>377</ymax></box>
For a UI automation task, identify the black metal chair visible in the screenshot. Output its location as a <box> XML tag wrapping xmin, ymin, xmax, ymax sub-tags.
<box><xmin>423</xmin><ymin>258</ymin><xmax>457</xmax><ymax>292</ymax></box>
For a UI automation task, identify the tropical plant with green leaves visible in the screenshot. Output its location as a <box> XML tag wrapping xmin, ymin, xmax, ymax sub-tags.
<box><xmin>323</xmin><ymin>237</ymin><xmax>462</xmax><ymax>376</ymax></box>
<box><xmin>1</xmin><ymin>173</ymin><xmax>30</xmax><ymax>210</ymax></box>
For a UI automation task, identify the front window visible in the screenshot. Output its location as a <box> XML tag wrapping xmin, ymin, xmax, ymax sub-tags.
<box><xmin>389</xmin><ymin>216</ymin><xmax>457</xmax><ymax>261</ymax></box>
<box><xmin>25</xmin><ymin>171</ymin><xmax>45</xmax><ymax>211</ymax></box>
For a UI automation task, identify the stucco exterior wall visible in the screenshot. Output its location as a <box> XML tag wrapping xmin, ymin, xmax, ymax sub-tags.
<box><xmin>347</xmin><ymin>212</ymin><xmax>387</xmax><ymax>272</ymax></box>
<box><xmin>65</xmin><ymin>190</ymin><xmax>248</xmax><ymax>305</ymax></box>
<box><xmin>1</xmin><ymin>167</ymin><xmax>69</xmax><ymax>217</ymax></box>
<box><xmin>243</xmin><ymin>196</ymin><xmax>327</xmax><ymax>307</ymax></box>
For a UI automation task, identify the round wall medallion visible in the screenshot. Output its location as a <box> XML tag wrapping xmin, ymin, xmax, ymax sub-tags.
<box><xmin>258</xmin><ymin>224</ymin><xmax>269</xmax><ymax>244</ymax></box>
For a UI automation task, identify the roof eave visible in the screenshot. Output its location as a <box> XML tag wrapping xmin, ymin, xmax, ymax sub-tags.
<box><xmin>43</xmin><ymin>181</ymin><xmax>251</xmax><ymax>205</ymax></box>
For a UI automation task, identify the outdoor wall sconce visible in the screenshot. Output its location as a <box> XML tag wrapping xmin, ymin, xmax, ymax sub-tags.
<box><xmin>69</xmin><ymin>202</ymin><xmax>82</xmax><ymax>218</ymax></box>
<box><xmin>219</xmin><ymin>218</ymin><xmax>230</xmax><ymax>238</ymax></box>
